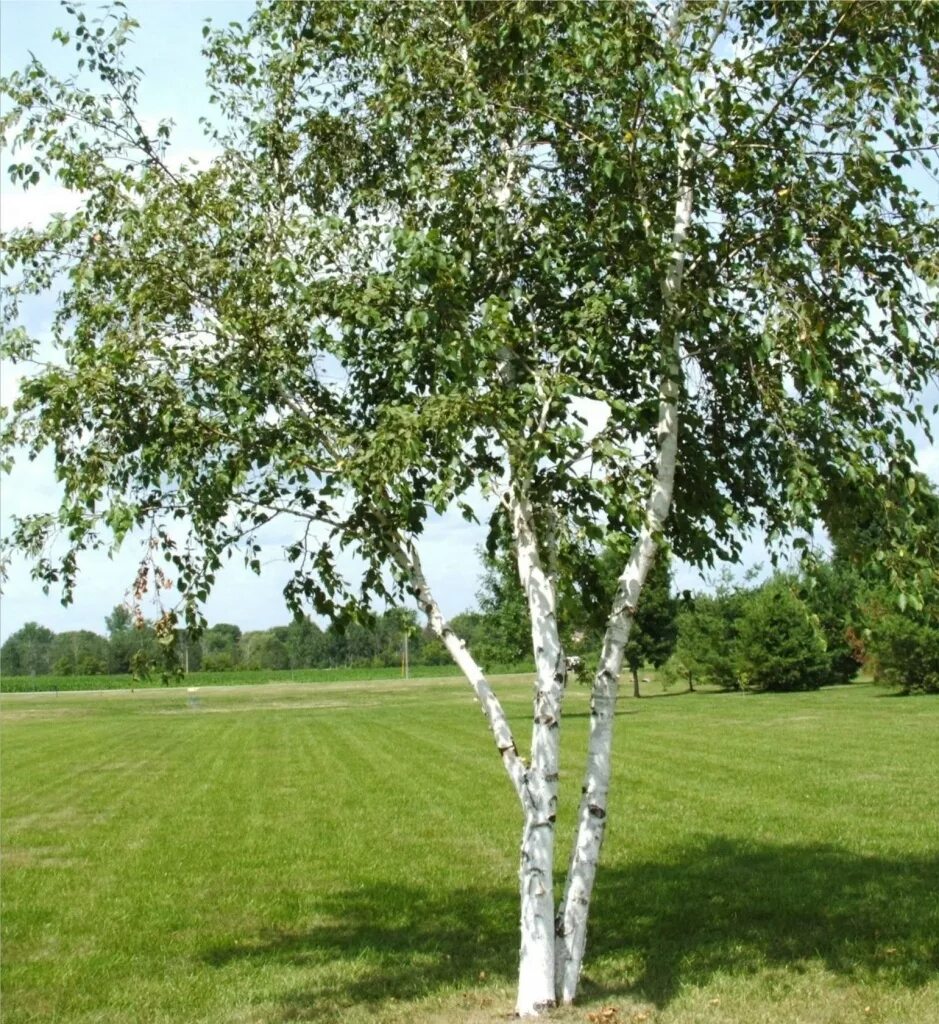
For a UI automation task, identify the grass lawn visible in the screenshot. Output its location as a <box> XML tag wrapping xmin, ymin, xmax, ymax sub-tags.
<box><xmin>1</xmin><ymin>676</ymin><xmax>936</xmax><ymax>1024</ymax></box>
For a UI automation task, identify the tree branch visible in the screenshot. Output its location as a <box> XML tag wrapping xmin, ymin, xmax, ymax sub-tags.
<box><xmin>386</xmin><ymin>528</ymin><xmax>529</xmax><ymax>806</ymax></box>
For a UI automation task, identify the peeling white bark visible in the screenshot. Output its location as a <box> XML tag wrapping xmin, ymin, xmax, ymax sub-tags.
<box><xmin>555</xmin><ymin>128</ymin><xmax>694</xmax><ymax>1004</ymax></box>
<box><xmin>510</xmin><ymin>485</ymin><xmax>565</xmax><ymax>1016</ymax></box>
<box><xmin>392</xmin><ymin>485</ymin><xmax>565</xmax><ymax>1016</ymax></box>
<box><xmin>516</xmin><ymin>808</ymin><xmax>557</xmax><ymax>1015</ymax></box>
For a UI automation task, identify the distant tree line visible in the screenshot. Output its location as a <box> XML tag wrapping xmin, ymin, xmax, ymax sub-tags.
<box><xmin>0</xmin><ymin>600</ymin><xmax>533</xmax><ymax>681</ymax></box>
<box><xmin>667</xmin><ymin>556</ymin><xmax>937</xmax><ymax>696</ymax></box>
<box><xmin>4</xmin><ymin>534</ymin><xmax>936</xmax><ymax>694</ymax></box>
<box><xmin>475</xmin><ymin>524</ymin><xmax>938</xmax><ymax>696</ymax></box>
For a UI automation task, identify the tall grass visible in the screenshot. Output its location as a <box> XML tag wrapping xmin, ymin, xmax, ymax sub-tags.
<box><xmin>1</xmin><ymin>678</ymin><xmax>936</xmax><ymax>1023</ymax></box>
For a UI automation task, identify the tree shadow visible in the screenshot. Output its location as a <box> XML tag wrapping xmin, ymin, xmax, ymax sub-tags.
<box><xmin>203</xmin><ymin>883</ymin><xmax>518</xmax><ymax>1020</ymax></box>
<box><xmin>202</xmin><ymin>838</ymin><xmax>939</xmax><ymax>1021</ymax></box>
<box><xmin>586</xmin><ymin>837</ymin><xmax>939</xmax><ymax>1005</ymax></box>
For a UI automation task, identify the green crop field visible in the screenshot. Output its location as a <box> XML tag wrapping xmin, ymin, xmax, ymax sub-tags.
<box><xmin>1</xmin><ymin>678</ymin><xmax>936</xmax><ymax>1024</ymax></box>
<box><xmin>0</xmin><ymin>663</ymin><xmax>497</xmax><ymax>694</ymax></box>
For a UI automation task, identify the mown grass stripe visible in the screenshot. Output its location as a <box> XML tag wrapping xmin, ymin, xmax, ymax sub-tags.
<box><xmin>1</xmin><ymin>680</ymin><xmax>936</xmax><ymax>1024</ymax></box>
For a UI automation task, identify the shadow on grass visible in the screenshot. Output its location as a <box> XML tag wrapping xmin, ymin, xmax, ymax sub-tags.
<box><xmin>203</xmin><ymin>838</ymin><xmax>939</xmax><ymax>1020</ymax></box>
<box><xmin>203</xmin><ymin>883</ymin><xmax>518</xmax><ymax>1020</ymax></box>
<box><xmin>586</xmin><ymin>837</ymin><xmax>939</xmax><ymax>1005</ymax></box>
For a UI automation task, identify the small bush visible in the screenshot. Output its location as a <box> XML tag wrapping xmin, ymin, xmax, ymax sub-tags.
<box><xmin>869</xmin><ymin>608</ymin><xmax>939</xmax><ymax>694</ymax></box>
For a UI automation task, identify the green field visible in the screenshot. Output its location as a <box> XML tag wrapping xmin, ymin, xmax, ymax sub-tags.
<box><xmin>0</xmin><ymin>663</ymin><xmax>500</xmax><ymax>694</ymax></box>
<box><xmin>1</xmin><ymin>677</ymin><xmax>937</xmax><ymax>1024</ymax></box>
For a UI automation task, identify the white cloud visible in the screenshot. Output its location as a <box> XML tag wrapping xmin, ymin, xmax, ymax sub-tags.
<box><xmin>916</xmin><ymin>443</ymin><xmax>939</xmax><ymax>485</ymax></box>
<box><xmin>0</xmin><ymin>178</ymin><xmax>85</xmax><ymax>233</ymax></box>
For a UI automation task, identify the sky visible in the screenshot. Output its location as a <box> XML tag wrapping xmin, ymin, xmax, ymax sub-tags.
<box><xmin>0</xmin><ymin>1</ymin><xmax>501</xmax><ymax>641</ymax></box>
<box><xmin>1</xmin><ymin>1</ymin><xmax>937</xmax><ymax>644</ymax></box>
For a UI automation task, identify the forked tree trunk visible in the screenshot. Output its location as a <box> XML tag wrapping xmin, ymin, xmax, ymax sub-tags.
<box><xmin>388</xmin><ymin>504</ymin><xmax>564</xmax><ymax>1017</ymax></box>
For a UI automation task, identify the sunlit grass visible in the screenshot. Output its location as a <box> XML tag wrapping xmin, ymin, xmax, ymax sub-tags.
<box><xmin>1</xmin><ymin>678</ymin><xmax>936</xmax><ymax>1023</ymax></box>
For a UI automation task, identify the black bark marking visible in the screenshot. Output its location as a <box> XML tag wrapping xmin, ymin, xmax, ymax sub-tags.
<box><xmin>588</xmin><ymin>804</ymin><xmax>606</xmax><ymax>819</ymax></box>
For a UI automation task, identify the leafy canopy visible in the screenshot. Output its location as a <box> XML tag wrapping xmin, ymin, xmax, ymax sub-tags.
<box><xmin>2</xmin><ymin>1</ymin><xmax>937</xmax><ymax>629</ymax></box>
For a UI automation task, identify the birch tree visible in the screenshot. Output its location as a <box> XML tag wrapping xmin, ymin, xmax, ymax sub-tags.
<box><xmin>2</xmin><ymin>1</ymin><xmax>937</xmax><ymax>1015</ymax></box>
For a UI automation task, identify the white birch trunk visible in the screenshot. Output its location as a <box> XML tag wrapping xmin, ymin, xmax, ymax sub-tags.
<box><xmin>391</xmin><ymin>494</ymin><xmax>564</xmax><ymax>1016</ymax></box>
<box><xmin>517</xmin><ymin>808</ymin><xmax>557</xmax><ymax>1016</ymax></box>
<box><xmin>388</xmin><ymin>535</ymin><xmax>528</xmax><ymax>800</ymax></box>
<box><xmin>509</xmin><ymin>486</ymin><xmax>566</xmax><ymax>1016</ymax></box>
<box><xmin>554</xmin><ymin>124</ymin><xmax>694</xmax><ymax>1004</ymax></box>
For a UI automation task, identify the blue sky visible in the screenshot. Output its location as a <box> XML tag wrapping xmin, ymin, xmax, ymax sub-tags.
<box><xmin>0</xmin><ymin>1</ymin><xmax>490</xmax><ymax>640</ymax></box>
<box><xmin>1</xmin><ymin>2</ymin><xmax>936</xmax><ymax>643</ymax></box>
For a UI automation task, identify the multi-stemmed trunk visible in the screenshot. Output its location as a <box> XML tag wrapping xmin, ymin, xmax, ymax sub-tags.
<box><xmin>393</xmin><ymin>456</ymin><xmax>678</xmax><ymax>1014</ymax></box>
<box><xmin>390</xmin><ymin>33</ymin><xmax>693</xmax><ymax>1010</ymax></box>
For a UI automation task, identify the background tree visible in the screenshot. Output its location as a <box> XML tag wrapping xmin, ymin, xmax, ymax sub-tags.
<box><xmin>104</xmin><ymin>604</ymin><xmax>133</xmax><ymax>635</ymax></box>
<box><xmin>867</xmin><ymin>594</ymin><xmax>939</xmax><ymax>694</ymax></box>
<box><xmin>0</xmin><ymin>622</ymin><xmax>55</xmax><ymax>677</ymax></box>
<box><xmin>241</xmin><ymin>630</ymin><xmax>290</xmax><ymax>671</ymax></box>
<box><xmin>800</xmin><ymin>557</ymin><xmax>865</xmax><ymax>687</ymax></box>
<box><xmin>736</xmin><ymin>578</ymin><xmax>830</xmax><ymax>693</ymax></box>
<box><xmin>829</xmin><ymin>476</ymin><xmax>939</xmax><ymax>695</ymax></box>
<box><xmin>283</xmin><ymin>616</ymin><xmax>327</xmax><ymax>669</ymax></box>
<box><xmin>620</xmin><ymin>553</ymin><xmax>678</xmax><ymax>697</ymax></box>
<box><xmin>49</xmin><ymin>630</ymin><xmax>109</xmax><ymax>676</ymax></box>
<box><xmin>822</xmin><ymin>473</ymin><xmax>939</xmax><ymax>694</ymax></box>
<box><xmin>373</xmin><ymin>607</ymin><xmax>421</xmax><ymax>668</ymax></box>
<box><xmin>104</xmin><ymin>603</ymin><xmax>158</xmax><ymax>674</ymax></box>
<box><xmin>671</xmin><ymin>572</ymin><xmax>752</xmax><ymax>691</ymax></box>
<box><xmin>2</xmin><ymin>2</ymin><xmax>937</xmax><ymax>1014</ymax></box>
<box><xmin>476</xmin><ymin>548</ymin><xmax>534</xmax><ymax>667</ymax></box>
<box><xmin>201</xmin><ymin>624</ymin><xmax>242</xmax><ymax>672</ymax></box>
